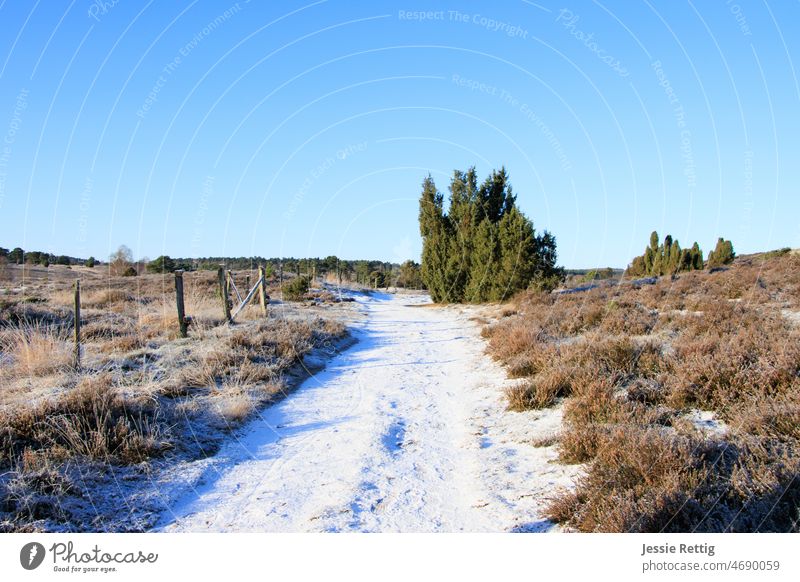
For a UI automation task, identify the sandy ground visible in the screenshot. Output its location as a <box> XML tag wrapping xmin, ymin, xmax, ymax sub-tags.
<box><xmin>155</xmin><ymin>292</ymin><xmax>580</xmax><ymax>532</ymax></box>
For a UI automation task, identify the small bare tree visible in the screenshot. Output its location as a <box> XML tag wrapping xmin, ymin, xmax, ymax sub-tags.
<box><xmin>109</xmin><ymin>245</ymin><xmax>134</xmax><ymax>276</ymax></box>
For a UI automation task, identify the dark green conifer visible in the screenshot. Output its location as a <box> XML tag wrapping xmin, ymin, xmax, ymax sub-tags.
<box><xmin>418</xmin><ymin>168</ymin><xmax>562</xmax><ymax>303</ymax></box>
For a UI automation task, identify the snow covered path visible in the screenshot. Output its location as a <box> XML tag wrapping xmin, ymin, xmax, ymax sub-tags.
<box><xmin>157</xmin><ymin>293</ymin><xmax>579</xmax><ymax>532</ymax></box>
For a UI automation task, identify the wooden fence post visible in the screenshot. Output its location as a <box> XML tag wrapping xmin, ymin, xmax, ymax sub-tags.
<box><xmin>258</xmin><ymin>266</ymin><xmax>268</xmax><ymax>316</ymax></box>
<box><xmin>218</xmin><ymin>267</ymin><xmax>232</xmax><ymax>323</ymax></box>
<box><xmin>73</xmin><ymin>280</ymin><xmax>81</xmax><ymax>370</ymax></box>
<box><xmin>175</xmin><ymin>270</ymin><xmax>188</xmax><ymax>338</ymax></box>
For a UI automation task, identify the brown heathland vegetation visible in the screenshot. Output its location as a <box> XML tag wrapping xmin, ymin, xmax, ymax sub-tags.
<box><xmin>483</xmin><ymin>250</ymin><xmax>800</xmax><ymax>532</ymax></box>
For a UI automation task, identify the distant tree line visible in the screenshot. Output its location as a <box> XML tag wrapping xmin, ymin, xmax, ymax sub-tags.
<box><xmin>0</xmin><ymin>245</ymin><xmax>419</xmax><ymax>287</ymax></box>
<box><xmin>142</xmin><ymin>253</ymin><xmax>418</xmax><ymax>287</ymax></box>
<box><xmin>0</xmin><ymin>246</ymin><xmax>94</xmax><ymax>268</ymax></box>
<box><xmin>418</xmin><ymin>167</ymin><xmax>563</xmax><ymax>303</ymax></box>
<box><xmin>626</xmin><ymin>231</ymin><xmax>735</xmax><ymax>277</ymax></box>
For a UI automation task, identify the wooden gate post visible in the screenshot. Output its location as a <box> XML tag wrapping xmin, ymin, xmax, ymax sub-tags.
<box><xmin>175</xmin><ymin>270</ymin><xmax>188</xmax><ymax>338</ymax></box>
<box><xmin>73</xmin><ymin>280</ymin><xmax>81</xmax><ymax>370</ymax></box>
<box><xmin>218</xmin><ymin>267</ymin><xmax>232</xmax><ymax>323</ymax></box>
<box><xmin>258</xmin><ymin>266</ymin><xmax>268</xmax><ymax>316</ymax></box>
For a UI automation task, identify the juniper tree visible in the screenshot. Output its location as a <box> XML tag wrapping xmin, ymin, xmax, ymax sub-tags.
<box><xmin>679</xmin><ymin>248</ymin><xmax>693</xmax><ymax>271</ymax></box>
<box><xmin>465</xmin><ymin>218</ymin><xmax>498</xmax><ymax>302</ymax></box>
<box><xmin>691</xmin><ymin>242</ymin><xmax>704</xmax><ymax>269</ymax></box>
<box><xmin>147</xmin><ymin>255</ymin><xmax>176</xmax><ymax>273</ymax></box>
<box><xmin>476</xmin><ymin>167</ymin><xmax>514</xmax><ymax>223</ymax></box>
<box><xmin>493</xmin><ymin>206</ymin><xmax>538</xmax><ymax>301</ymax></box>
<box><xmin>707</xmin><ymin>237</ymin><xmax>735</xmax><ymax>268</ymax></box>
<box><xmin>418</xmin><ymin>168</ymin><xmax>562</xmax><ymax>303</ymax></box>
<box><xmin>669</xmin><ymin>239</ymin><xmax>682</xmax><ymax>273</ymax></box>
<box><xmin>626</xmin><ymin>232</ymin><xmax>708</xmax><ymax>276</ymax></box>
<box><xmin>419</xmin><ymin>175</ymin><xmax>449</xmax><ymax>302</ymax></box>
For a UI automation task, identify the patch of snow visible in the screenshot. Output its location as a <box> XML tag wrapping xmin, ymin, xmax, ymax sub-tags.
<box><xmin>686</xmin><ymin>409</ymin><xmax>727</xmax><ymax>436</ymax></box>
<box><xmin>669</xmin><ymin>309</ymin><xmax>704</xmax><ymax>317</ymax></box>
<box><xmin>782</xmin><ymin>309</ymin><xmax>800</xmax><ymax>327</ymax></box>
<box><xmin>553</xmin><ymin>283</ymin><xmax>599</xmax><ymax>295</ymax></box>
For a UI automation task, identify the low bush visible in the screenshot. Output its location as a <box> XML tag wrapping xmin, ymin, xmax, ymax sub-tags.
<box><xmin>281</xmin><ymin>276</ymin><xmax>310</xmax><ymax>301</ymax></box>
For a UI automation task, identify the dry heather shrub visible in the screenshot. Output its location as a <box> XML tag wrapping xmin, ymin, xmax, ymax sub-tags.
<box><xmin>550</xmin><ymin>427</ymin><xmax>800</xmax><ymax>532</ymax></box>
<box><xmin>504</xmin><ymin>383</ymin><xmax>533</xmax><ymax>411</ymax></box>
<box><xmin>528</xmin><ymin>364</ymin><xmax>576</xmax><ymax>407</ymax></box>
<box><xmin>498</xmin><ymin>254</ymin><xmax>800</xmax><ymax>532</ymax></box>
<box><xmin>694</xmin><ymin>261</ymin><xmax>773</xmax><ymax>304</ymax></box>
<box><xmin>0</xmin><ymin>374</ymin><xmax>170</xmax><ymax>467</ymax></box>
<box><xmin>557</xmin><ymin>378</ymin><xmax>675</xmax><ymax>464</ymax></box>
<box><xmin>0</xmin><ymin>324</ymin><xmax>72</xmax><ymax>377</ymax></box>
<box><xmin>553</xmin><ymin>299</ymin><xmax>606</xmax><ymax>336</ymax></box>
<box><xmin>666</xmin><ymin>324</ymin><xmax>800</xmax><ymax>411</ymax></box>
<box><xmin>557</xmin><ymin>379</ymin><xmax>632</xmax><ymax>463</ymax></box>
<box><xmin>511</xmin><ymin>287</ymin><xmax>553</xmax><ymax>311</ymax></box>
<box><xmin>722</xmin><ymin>437</ymin><xmax>800</xmax><ymax>532</ymax></box>
<box><xmin>557</xmin><ymin>424</ymin><xmax>606</xmax><ymax>464</ymax></box>
<box><xmin>598</xmin><ymin>300</ymin><xmax>657</xmax><ymax>335</ymax></box>
<box><xmin>504</xmin><ymin>341</ymin><xmax>557</xmax><ymax>378</ymax></box>
<box><xmin>730</xmin><ymin>388</ymin><xmax>800</xmax><ymax>442</ymax></box>
<box><xmin>498</xmin><ymin>333</ymin><xmax>668</xmax><ymax>412</ymax></box>
<box><xmin>635</xmin><ymin>340</ymin><xmax>671</xmax><ymax>377</ymax></box>
<box><xmin>531</xmin><ymin>434</ymin><xmax>560</xmax><ymax>447</ymax></box>
<box><xmin>635</xmin><ymin>283</ymin><xmax>666</xmax><ymax>309</ymax></box>
<box><xmin>505</xmin><ymin>366</ymin><xmax>573</xmax><ymax>411</ymax></box>
<box><xmin>319</xmin><ymin>317</ymin><xmax>346</xmax><ymax>337</ymax></box>
<box><xmin>169</xmin><ymin>349</ymin><xmax>236</xmax><ymax>391</ymax></box>
<box><xmin>561</xmin><ymin>334</ymin><xmax>640</xmax><ymax>381</ymax></box>
<box><xmin>546</xmin><ymin>427</ymin><xmax>710</xmax><ymax>532</ymax></box>
<box><xmin>669</xmin><ymin>300</ymin><xmax>764</xmax><ymax>338</ymax></box>
<box><xmin>485</xmin><ymin>318</ymin><xmax>543</xmax><ymax>360</ymax></box>
<box><xmin>626</xmin><ymin>377</ymin><xmax>666</xmax><ymax>406</ymax></box>
<box><xmin>563</xmin><ymin>379</ymin><xmax>630</xmax><ymax>425</ymax></box>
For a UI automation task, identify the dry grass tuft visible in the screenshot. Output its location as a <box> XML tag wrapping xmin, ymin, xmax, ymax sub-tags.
<box><xmin>0</xmin><ymin>374</ymin><xmax>170</xmax><ymax>466</ymax></box>
<box><xmin>0</xmin><ymin>324</ymin><xmax>73</xmax><ymax>377</ymax></box>
<box><xmin>82</xmin><ymin>289</ymin><xmax>133</xmax><ymax>308</ymax></box>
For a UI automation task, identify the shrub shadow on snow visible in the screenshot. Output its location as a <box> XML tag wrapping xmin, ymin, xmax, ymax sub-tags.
<box><xmin>509</xmin><ymin>520</ymin><xmax>557</xmax><ymax>533</ymax></box>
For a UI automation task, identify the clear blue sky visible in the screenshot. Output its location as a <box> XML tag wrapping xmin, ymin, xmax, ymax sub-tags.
<box><xmin>0</xmin><ymin>0</ymin><xmax>798</xmax><ymax>268</ymax></box>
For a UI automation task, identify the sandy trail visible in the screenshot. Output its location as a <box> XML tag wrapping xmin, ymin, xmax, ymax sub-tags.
<box><xmin>157</xmin><ymin>292</ymin><xmax>578</xmax><ymax>532</ymax></box>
